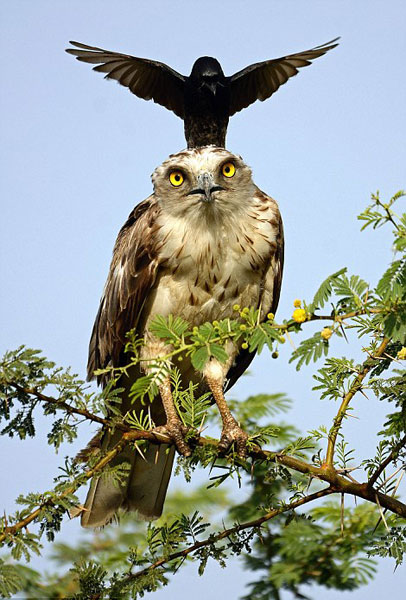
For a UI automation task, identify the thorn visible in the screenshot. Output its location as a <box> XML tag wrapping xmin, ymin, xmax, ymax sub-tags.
<box><xmin>133</xmin><ymin>442</ymin><xmax>147</xmax><ymax>461</ymax></box>
<box><xmin>256</xmin><ymin>302</ymin><xmax>262</xmax><ymax>325</ymax></box>
<box><xmin>340</xmin><ymin>493</ymin><xmax>344</xmax><ymax>536</ymax></box>
<box><xmin>344</xmin><ymin>411</ymin><xmax>360</xmax><ymax>419</ymax></box>
<box><xmin>376</xmin><ymin>466</ymin><xmax>404</xmax><ymax>491</ymax></box>
<box><xmin>375</xmin><ymin>494</ymin><xmax>389</xmax><ymax>532</ymax></box>
<box><xmin>285</xmin><ymin>330</ymin><xmax>296</xmax><ymax>350</ymax></box>
<box><xmin>391</xmin><ymin>469</ymin><xmax>404</xmax><ymax>497</ymax></box>
<box><xmin>339</xmin><ymin>322</ymin><xmax>348</xmax><ymax>343</ymax></box>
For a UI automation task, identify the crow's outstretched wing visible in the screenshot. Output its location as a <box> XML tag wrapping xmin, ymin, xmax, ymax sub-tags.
<box><xmin>228</xmin><ymin>38</ymin><xmax>339</xmax><ymax>116</ymax></box>
<box><xmin>66</xmin><ymin>41</ymin><xmax>186</xmax><ymax>118</ymax></box>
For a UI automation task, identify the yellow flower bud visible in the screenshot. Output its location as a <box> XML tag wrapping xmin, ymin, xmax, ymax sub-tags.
<box><xmin>240</xmin><ymin>324</ymin><xmax>247</xmax><ymax>331</ymax></box>
<box><xmin>279</xmin><ymin>336</ymin><xmax>286</xmax><ymax>344</ymax></box>
<box><xmin>321</xmin><ymin>327</ymin><xmax>333</xmax><ymax>341</ymax></box>
<box><xmin>292</xmin><ymin>308</ymin><xmax>307</xmax><ymax>323</ymax></box>
<box><xmin>293</xmin><ymin>299</ymin><xmax>302</xmax><ymax>308</ymax></box>
<box><xmin>397</xmin><ymin>347</ymin><xmax>406</xmax><ymax>360</ymax></box>
<box><xmin>267</xmin><ymin>313</ymin><xmax>274</xmax><ymax>321</ymax></box>
<box><xmin>233</xmin><ymin>304</ymin><xmax>240</xmax><ymax>311</ymax></box>
<box><xmin>272</xmin><ymin>351</ymin><xmax>279</xmax><ymax>359</ymax></box>
<box><xmin>241</xmin><ymin>342</ymin><xmax>249</xmax><ymax>350</ymax></box>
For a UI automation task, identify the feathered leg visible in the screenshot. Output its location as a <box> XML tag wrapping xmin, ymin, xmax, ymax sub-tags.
<box><xmin>153</xmin><ymin>378</ymin><xmax>191</xmax><ymax>457</ymax></box>
<box><xmin>205</xmin><ymin>371</ymin><xmax>248</xmax><ymax>458</ymax></box>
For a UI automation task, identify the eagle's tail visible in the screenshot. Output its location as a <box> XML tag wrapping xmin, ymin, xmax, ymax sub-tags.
<box><xmin>80</xmin><ymin>430</ymin><xmax>175</xmax><ymax>528</ymax></box>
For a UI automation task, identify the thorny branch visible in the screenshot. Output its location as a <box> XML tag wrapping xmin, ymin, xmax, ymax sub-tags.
<box><xmin>2</xmin><ymin>427</ymin><xmax>406</xmax><ymax>547</ymax></box>
<box><xmin>126</xmin><ymin>488</ymin><xmax>335</xmax><ymax>584</ymax></box>
<box><xmin>0</xmin><ymin>432</ymin><xmax>133</xmax><ymax>543</ymax></box>
<box><xmin>8</xmin><ymin>382</ymin><xmax>116</xmax><ymax>428</ymax></box>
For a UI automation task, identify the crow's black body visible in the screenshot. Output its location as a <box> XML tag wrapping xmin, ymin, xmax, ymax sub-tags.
<box><xmin>183</xmin><ymin>57</ymin><xmax>230</xmax><ymax>147</ymax></box>
<box><xmin>66</xmin><ymin>38</ymin><xmax>339</xmax><ymax>148</ymax></box>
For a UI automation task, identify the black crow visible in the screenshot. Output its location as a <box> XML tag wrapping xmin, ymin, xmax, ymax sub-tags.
<box><xmin>66</xmin><ymin>38</ymin><xmax>339</xmax><ymax>148</ymax></box>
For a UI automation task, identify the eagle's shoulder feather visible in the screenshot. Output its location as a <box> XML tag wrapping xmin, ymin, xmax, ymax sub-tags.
<box><xmin>87</xmin><ymin>196</ymin><xmax>161</xmax><ymax>381</ymax></box>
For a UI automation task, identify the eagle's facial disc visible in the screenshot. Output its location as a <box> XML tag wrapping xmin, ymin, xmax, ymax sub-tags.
<box><xmin>152</xmin><ymin>146</ymin><xmax>254</xmax><ymax>220</ymax></box>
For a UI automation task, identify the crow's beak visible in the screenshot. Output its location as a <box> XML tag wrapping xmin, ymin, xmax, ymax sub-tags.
<box><xmin>202</xmin><ymin>80</ymin><xmax>219</xmax><ymax>96</ymax></box>
<box><xmin>204</xmin><ymin>81</ymin><xmax>217</xmax><ymax>96</ymax></box>
<box><xmin>188</xmin><ymin>173</ymin><xmax>224</xmax><ymax>202</ymax></box>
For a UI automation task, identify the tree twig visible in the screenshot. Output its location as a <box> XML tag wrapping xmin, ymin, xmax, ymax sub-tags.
<box><xmin>325</xmin><ymin>337</ymin><xmax>390</xmax><ymax>467</ymax></box>
<box><xmin>126</xmin><ymin>487</ymin><xmax>335</xmax><ymax>584</ymax></box>
<box><xmin>2</xmin><ymin>426</ymin><xmax>406</xmax><ymax>547</ymax></box>
<box><xmin>368</xmin><ymin>434</ymin><xmax>406</xmax><ymax>489</ymax></box>
<box><xmin>8</xmin><ymin>382</ymin><xmax>129</xmax><ymax>431</ymax></box>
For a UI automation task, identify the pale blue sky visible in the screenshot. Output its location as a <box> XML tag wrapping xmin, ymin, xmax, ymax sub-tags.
<box><xmin>1</xmin><ymin>1</ymin><xmax>405</xmax><ymax>598</ymax></box>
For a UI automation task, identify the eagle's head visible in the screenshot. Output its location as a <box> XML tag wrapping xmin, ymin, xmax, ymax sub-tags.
<box><xmin>151</xmin><ymin>146</ymin><xmax>254</xmax><ymax>221</ymax></box>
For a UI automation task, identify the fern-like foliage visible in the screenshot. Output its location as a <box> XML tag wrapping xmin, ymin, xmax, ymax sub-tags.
<box><xmin>289</xmin><ymin>331</ymin><xmax>329</xmax><ymax>370</ymax></box>
<box><xmin>307</xmin><ymin>267</ymin><xmax>347</xmax><ymax>313</ymax></box>
<box><xmin>368</xmin><ymin>526</ymin><xmax>406</xmax><ymax>567</ymax></box>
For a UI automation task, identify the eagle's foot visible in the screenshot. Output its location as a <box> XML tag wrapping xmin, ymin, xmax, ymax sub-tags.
<box><xmin>218</xmin><ymin>422</ymin><xmax>249</xmax><ymax>458</ymax></box>
<box><xmin>153</xmin><ymin>421</ymin><xmax>191</xmax><ymax>457</ymax></box>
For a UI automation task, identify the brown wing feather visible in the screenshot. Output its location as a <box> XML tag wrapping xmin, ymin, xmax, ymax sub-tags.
<box><xmin>229</xmin><ymin>38</ymin><xmax>339</xmax><ymax>116</ymax></box>
<box><xmin>225</xmin><ymin>189</ymin><xmax>284</xmax><ymax>391</ymax></box>
<box><xmin>87</xmin><ymin>196</ymin><xmax>161</xmax><ymax>382</ymax></box>
<box><xmin>66</xmin><ymin>41</ymin><xmax>186</xmax><ymax>118</ymax></box>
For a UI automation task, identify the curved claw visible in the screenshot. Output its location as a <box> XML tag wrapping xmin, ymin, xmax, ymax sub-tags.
<box><xmin>218</xmin><ymin>424</ymin><xmax>249</xmax><ymax>458</ymax></box>
<box><xmin>153</xmin><ymin>422</ymin><xmax>191</xmax><ymax>457</ymax></box>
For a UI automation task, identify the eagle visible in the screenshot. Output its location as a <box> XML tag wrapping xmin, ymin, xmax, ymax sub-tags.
<box><xmin>66</xmin><ymin>38</ymin><xmax>339</xmax><ymax>148</ymax></box>
<box><xmin>82</xmin><ymin>146</ymin><xmax>284</xmax><ymax>527</ymax></box>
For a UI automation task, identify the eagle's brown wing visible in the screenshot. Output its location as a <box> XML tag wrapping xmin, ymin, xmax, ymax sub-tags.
<box><xmin>228</xmin><ymin>38</ymin><xmax>339</xmax><ymax>116</ymax></box>
<box><xmin>87</xmin><ymin>196</ymin><xmax>161</xmax><ymax>382</ymax></box>
<box><xmin>225</xmin><ymin>190</ymin><xmax>284</xmax><ymax>391</ymax></box>
<box><xmin>84</xmin><ymin>196</ymin><xmax>175</xmax><ymax>528</ymax></box>
<box><xmin>66</xmin><ymin>41</ymin><xmax>186</xmax><ymax>118</ymax></box>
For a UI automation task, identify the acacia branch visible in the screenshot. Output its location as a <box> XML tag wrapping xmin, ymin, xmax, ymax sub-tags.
<box><xmin>307</xmin><ymin>308</ymin><xmax>381</xmax><ymax>321</ymax></box>
<box><xmin>325</xmin><ymin>337</ymin><xmax>390</xmax><ymax>466</ymax></box>
<box><xmin>2</xmin><ymin>426</ymin><xmax>406</xmax><ymax>548</ymax></box>
<box><xmin>0</xmin><ymin>429</ymin><xmax>175</xmax><ymax>544</ymax></box>
<box><xmin>0</xmin><ymin>431</ymin><xmax>133</xmax><ymax>543</ymax></box>
<box><xmin>126</xmin><ymin>487</ymin><xmax>335</xmax><ymax>584</ymax></box>
<box><xmin>8</xmin><ymin>382</ymin><xmax>129</xmax><ymax>431</ymax></box>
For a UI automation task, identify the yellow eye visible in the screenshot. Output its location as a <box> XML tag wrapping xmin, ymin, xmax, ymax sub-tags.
<box><xmin>222</xmin><ymin>162</ymin><xmax>236</xmax><ymax>178</ymax></box>
<box><xmin>169</xmin><ymin>170</ymin><xmax>184</xmax><ymax>187</ymax></box>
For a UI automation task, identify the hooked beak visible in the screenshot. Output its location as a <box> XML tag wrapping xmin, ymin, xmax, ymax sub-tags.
<box><xmin>188</xmin><ymin>173</ymin><xmax>224</xmax><ymax>203</ymax></box>
<box><xmin>201</xmin><ymin>80</ymin><xmax>225</xmax><ymax>96</ymax></box>
<box><xmin>202</xmin><ymin>80</ymin><xmax>218</xmax><ymax>95</ymax></box>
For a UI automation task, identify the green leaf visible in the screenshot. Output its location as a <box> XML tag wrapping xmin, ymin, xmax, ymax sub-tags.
<box><xmin>190</xmin><ymin>347</ymin><xmax>210</xmax><ymax>371</ymax></box>
<box><xmin>209</xmin><ymin>344</ymin><xmax>228</xmax><ymax>363</ymax></box>
<box><xmin>149</xmin><ymin>315</ymin><xmax>189</xmax><ymax>342</ymax></box>
<box><xmin>377</xmin><ymin>259</ymin><xmax>406</xmax><ymax>301</ymax></box>
<box><xmin>289</xmin><ymin>332</ymin><xmax>329</xmax><ymax>370</ymax></box>
<box><xmin>308</xmin><ymin>267</ymin><xmax>347</xmax><ymax>312</ymax></box>
<box><xmin>368</xmin><ymin>526</ymin><xmax>406</xmax><ymax>567</ymax></box>
<box><xmin>248</xmin><ymin>322</ymin><xmax>279</xmax><ymax>353</ymax></box>
<box><xmin>333</xmin><ymin>273</ymin><xmax>369</xmax><ymax>308</ymax></box>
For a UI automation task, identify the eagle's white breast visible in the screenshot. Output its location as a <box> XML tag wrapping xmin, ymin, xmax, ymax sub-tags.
<box><xmin>144</xmin><ymin>190</ymin><xmax>279</xmax><ymax>326</ymax></box>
